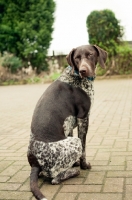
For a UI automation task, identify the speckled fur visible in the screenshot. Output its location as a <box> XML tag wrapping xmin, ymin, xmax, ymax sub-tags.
<box><xmin>58</xmin><ymin>66</ymin><xmax>94</xmax><ymax>108</ymax></box>
<box><xmin>63</xmin><ymin>115</ymin><xmax>76</xmax><ymax>137</ymax></box>
<box><xmin>28</xmin><ymin>133</ymin><xmax>82</xmax><ymax>178</ymax></box>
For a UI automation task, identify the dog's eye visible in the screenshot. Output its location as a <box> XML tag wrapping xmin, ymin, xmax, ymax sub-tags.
<box><xmin>86</xmin><ymin>52</ymin><xmax>93</xmax><ymax>57</ymax></box>
<box><xmin>88</xmin><ymin>53</ymin><xmax>93</xmax><ymax>57</ymax></box>
<box><xmin>75</xmin><ymin>55</ymin><xmax>81</xmax><ymax>60</ymax></box>
<box><xmin>86</xmin><ymin>53</ymin><xmax>93</xmax><ymax>58</ymax></box>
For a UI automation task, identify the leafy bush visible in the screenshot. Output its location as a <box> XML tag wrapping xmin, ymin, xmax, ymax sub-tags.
<box><xmin>2</xmin><ymin>54</ymin><xmax>23</xmax><ymax>73</ymax></box>
<box><xmin>115</xmin><ymin>44</ymin><xmax>132</xmax><ymax>74</ymax></box>
<box><xmin>86</xmin><ymin>9</ymin><xmax>123</xmax><ymax>57</ymax></box>
<box><xmin>0</xmin><ymin>0</ymin><xmax>56</xmax><ymax>73</ymax></box>
<box><xmin>96</xmin><ymin>44</ymin><xmax>132</xmax><ymax>76</ymax></box>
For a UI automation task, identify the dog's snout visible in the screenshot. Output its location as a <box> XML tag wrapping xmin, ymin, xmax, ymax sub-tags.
<box><xmin>79</xmin><ymin>69</ymin><xmax>86</xmax><ymax>74</ymax></box>
<box><xmin>79</xmin><ymin>64</ymin><xmax>88</xmax><ymax>77</ymax></box>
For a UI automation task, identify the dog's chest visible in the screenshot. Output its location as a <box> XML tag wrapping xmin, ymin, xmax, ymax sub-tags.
<box><xmin>58</xmin><ymin>67</ymin><xmax>94</xmax><ymax>106</ymax></box>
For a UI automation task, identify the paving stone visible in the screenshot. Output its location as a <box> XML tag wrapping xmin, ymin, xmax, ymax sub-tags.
<box><xmin>4</xmin><ymin>157</ymin><xmax>27</xmax><ymax>161</ymax></box>
<box><xmin>126</xmin><ymin>178</ymin><xmax>132</xmax><ymax>184</ymax></box>
<box><xmin>12</xmin><ymin>160</ymin><xmax>29</xmax><ymax>166</ymax></box>
<box><xmin>125</xmin><ymin>185</ymin><xmax>132</xmax><ymax>193</ymax></box>
<box><xmin>0</xmin><ymin>176</ymin><xmax>10</xmax><ymax>182</ymax></box>
<box><xmin>0</xmin><ymin>165</ymin><xmax>22</xmax><ymax>176</ymax></box>
<box><xmin>86</xmin><ymin>156</ymin><xmax>94</xmax><ymax>161</ymax></box>
<box><xmin>78</xmin><ymin>170</ymin><xmax>88</xmax><ymax>178</ymax></box>
<box><xmin>124</xmin><ymin>194</ymin><xmax>132</xmax><ymax>200</ymax></box>
<box><xmin>112</xmin><ymin>152</ymin><xmax>132</xmax><ymax>156</ymax></box>
<box><xmin>0</xmin><ymin>161</ymin><xmax>13</xmax><ymax>172</ymax></box>
<box><xmin>90</xmin><ymin>160</ymin><xmax>108</xmax><ymax>166</ymax></box>
<box><xmin>0</xmin><ymin>191</ymin><xmax>32</xmax><ymax>199</ymax></box>
<box><xmin>84</xmin><ymin>171</ymin><xmax>105</xmax><ymax>184</ymax></box>
<box><xmin>60</xmin><ymin>184</ymin><xmax>102</xmax><ymax>193</ymax></box>
<box><xmin>107</xmin><ymin>171</ymin><xmax>132</xmax><ymax>178</ymax></box>
<box><xmin>126</xmin><ymin>161</ymin><xmax>132</xmax><ymax>170</ymax></box>
<box><xmin>109</xmin><ymin>156</ymin><xmax>125</xmax><ymax>166</ymax></box>
<box><xmin>62</xmin><ymin>177</ymin><xmax>84</xmax><ymax>185</ymax></box>
<box><xmin>8</xmin><ymin>170</ymin><xmax>29</xmax><ymax>183</ymax></box>
<box><xmin>54</xmin><ymin>193</ymin><xmax>77</xmax><ymax>200</ymax></box>
<box><xmin>94</xmin><ymin>152</ymin><xmax>111</xmax><ymax>160</ymax></box>
<box><xmin>22</xmin><ymin>165</ymin><xmax>31</xmax><ymax>171</ymax></box>
<box><xmin>114</xmin><ymin>141</ymin><xmax>127</xmax><ymax>148</ymax></box>
<box><xmin>0</xmin><ymin>182</ymin><xmax>21</xmax><ymax>190</ymax></box>
<box><xmin>126</xmin><ymin>156</ymin><xmax>132</xmax><ymax>161</ymax></box>
<box><xmin>99</xmin><ymin>148</ymin><xmax>126</xmax><ymax>152</ymax></box>
<box><xmin>78</xmin><ymin>193</ymin><xmax>122</xmax><ymax>200</ymax></box>
<box><xmin>85</xmin><ymin>149</ymin><xmax>97</xmax><ymax>156</ymax></box>
<box><xmin>92</xmin><ymin>165</ymin><xmax>124</xmax><ymax>171</ymax></box>
<box><xmin>103</xmin><ymin>178</ymin><xmax>124</xmax><ymax>192</ymax></box>
<box><xmin>101</xmin><ymin>139</ymin><xmax>115</xmax><ymax>146</ymax></box>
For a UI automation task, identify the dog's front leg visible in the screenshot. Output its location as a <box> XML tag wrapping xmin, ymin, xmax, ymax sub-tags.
<box><xmin>77</xmin><ymin>117</ymin><xmax>91</xmax><ymax>169</ymax></box>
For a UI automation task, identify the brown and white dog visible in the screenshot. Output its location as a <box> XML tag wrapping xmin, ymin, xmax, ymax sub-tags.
<box><xmin>27</xmin><ymin>45</ymin><xmax>107</xmax><ymax>200</ymax></box>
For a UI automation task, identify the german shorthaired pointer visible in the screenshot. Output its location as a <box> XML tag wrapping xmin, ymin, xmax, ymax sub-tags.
<box><xmin>27</xmin><ymin>45</ymin><xmax>107</xmax><ymax>200</ymax></box>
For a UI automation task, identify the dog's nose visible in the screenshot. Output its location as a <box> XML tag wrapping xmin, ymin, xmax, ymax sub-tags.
<box><xmin>79</xmin><ymin>69</ymin><xmax>86</xmax><ymax>75</ymax></box>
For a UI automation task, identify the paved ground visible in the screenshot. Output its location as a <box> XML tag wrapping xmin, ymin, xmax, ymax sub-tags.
<box><xmin>0</xmin><ymin>78</ymin><xmax>132</xmax><ymax>200</ymax></box>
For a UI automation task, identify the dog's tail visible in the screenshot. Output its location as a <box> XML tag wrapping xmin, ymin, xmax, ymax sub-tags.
<box><xmin>30</xmin><ymin>166</ymin><xmax>47</xmax><ymax>200</ymax></box>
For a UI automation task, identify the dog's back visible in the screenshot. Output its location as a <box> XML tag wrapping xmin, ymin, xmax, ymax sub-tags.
<box><xmin>31</xmin><ymin>80</ymin><xmax>90</xmax><ymax>143</ymax></box>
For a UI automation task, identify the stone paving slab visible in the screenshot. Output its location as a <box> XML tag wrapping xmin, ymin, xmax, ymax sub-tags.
<box><xmin>0</xmin><ymin>79</ymin><xmax>132</xmax><ymax>200</ymax></box>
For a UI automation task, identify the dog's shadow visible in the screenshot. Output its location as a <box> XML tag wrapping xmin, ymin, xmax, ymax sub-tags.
<box><xmin>39</xmin><ymin>172</ymin><xmax>52</xmax><ymax>184</ymax></box>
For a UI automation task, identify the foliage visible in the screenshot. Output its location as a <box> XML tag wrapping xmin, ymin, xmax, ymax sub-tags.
<box><xmin>27</xmin><ymin>76</ymin><xmax>41</xmax><ymax>84</ymax></box>
<box><xmin>2</xmin><ymin>54</ymin><xmax>22</xmax><ymax>73</ymax></box>
<box><xmin>95</xmin><ymin>43</ymin><xmax>132</xmax><ymax>76</ymax></box>
<box><xmin>115</xmin><ymin>44</ymin><xmax>132</xmax><ymax>74</ymax></box>
<box><xmin>0</xmin><ymin>0</ymin><xmax>56</xmax><ymax>73</ymax></box>
<box><xmin>86</xmin><ymin>9</ymin><xmax>124</xmax><ymax>56</ymax></box>
<box><xmin>49</xmin><ymin>72</ymin><xmax>60</xmax><ymax>81</ymax></box>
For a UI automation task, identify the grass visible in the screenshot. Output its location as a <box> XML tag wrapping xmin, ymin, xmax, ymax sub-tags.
<box><xmin>49</xmin><ymin>72</ymin><xmax>60</xmax><ymax>81</ymax></box>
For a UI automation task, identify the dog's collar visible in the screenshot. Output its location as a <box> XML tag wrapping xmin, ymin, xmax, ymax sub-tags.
<box><xmin>68</xmin><ymin>66</ymin><xmax>95</xmax><ymax>81</ymax></box>
<box><xmin>87</xmin><ymin>76</ymin><xmax>96</xmax><ymax>81</ymax></box>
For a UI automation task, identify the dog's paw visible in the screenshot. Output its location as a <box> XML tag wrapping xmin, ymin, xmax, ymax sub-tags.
<box><xmin>51</xmin><ymin>178</ymin><xmax>60</xmax><ymax>185</ymax></box>
<box><xmin>80</xmin><ymin>162</ymin><xmax>91</xmax><ymax>170</ymax></box>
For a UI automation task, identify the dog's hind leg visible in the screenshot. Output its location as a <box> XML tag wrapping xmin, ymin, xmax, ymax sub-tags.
<box><xmin>30</xmin><ymin>166</ymin><xmax>47</xmax><ymax>200</ymax></box>
<box><xmin>51</xmin><ymin>168</ymin><xmax>80</xmax><ymax>185</ymax></box>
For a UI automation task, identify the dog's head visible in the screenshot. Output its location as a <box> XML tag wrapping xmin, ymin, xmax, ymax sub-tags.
<box><xmin>66</xmin><ymin>45</ymin><xmax>107</xmax><ymax>78</ymax></box>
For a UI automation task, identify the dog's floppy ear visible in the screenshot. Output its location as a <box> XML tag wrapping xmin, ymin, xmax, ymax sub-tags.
<box><xmin>93</xmin><ymin>45</ymin><xmax>108</xmax><ymax>68</ymax></box>
<box><xmin>66</xmin><ymin>48</ymin><xmax>76</xmax><ymax>73</ymax></box>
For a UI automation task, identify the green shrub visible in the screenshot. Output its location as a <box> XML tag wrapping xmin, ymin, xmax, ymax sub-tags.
<box><xmin>96</xmin><ymin>44</ymin><xmax>132</xmax><ymax>76</ymax></box>
<box><xmin>86</xmin><ymin>9</ymin><xmax>123</xmax><ymax>57</ymax></box>
<box><xmin>2</xmin><ymin>54</ymin><xmax>23</xmax><ymax>73</ymax></box>
<box><xmin>115</xmin><ymin>44</ymin><xmax>132</xmax><ymax>74</ymax></box>
<box><xmin>96</xmin><ymin>65</ymin><xmax>107</xmax><ymax>76</ymax></box>
<box><xmin>27</xmin><ymin>76</ymin><xmax>41</xmax><ymax>84</ymax></box>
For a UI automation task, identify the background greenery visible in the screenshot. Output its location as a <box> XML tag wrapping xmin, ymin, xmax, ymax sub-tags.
<box><xmin>86</xmin><ymin>9</ymin><xmax>132</xmax><ymax>76</ymax></box>
<box><xmin>86</xmin><ymin>9</ymin><xmax>123</xmax><ymax>56</ymax></box>
<box><xmin>0</xmin><ymin>0</ymin><xmax>55</xmax><ymax>73</ymax></box>
<box><xmin>0</xmin><ymin>5</ymin><xmax>132</xmax><ymax>85</ymax></box>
